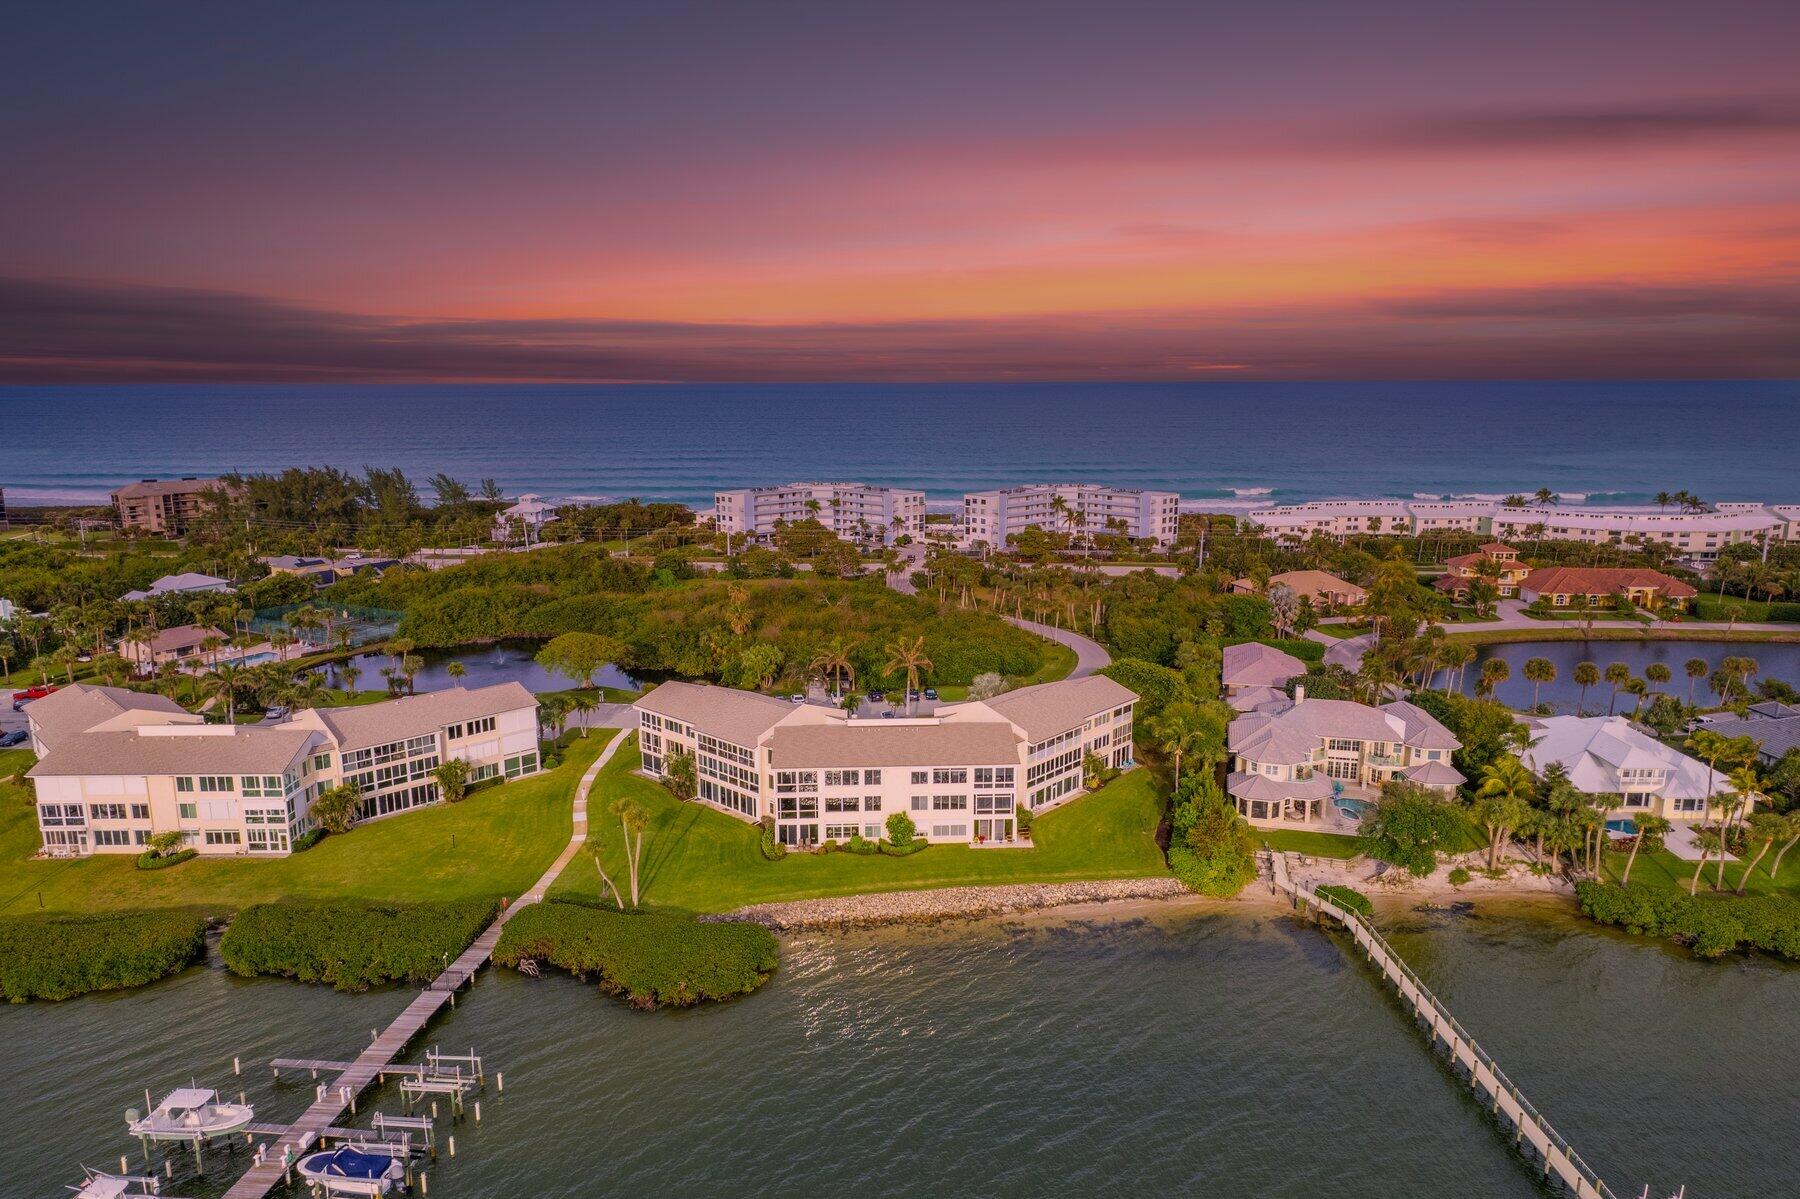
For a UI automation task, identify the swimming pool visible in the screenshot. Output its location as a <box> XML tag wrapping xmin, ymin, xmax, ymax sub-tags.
<box><xmin>1334</xmin><ymin>797</ymin><xmax>1372</xmax><ymax>820</ymax></box>
<box><xmin>1605</xmin><ymin>818</ymin><xmax>1638</xmax><ymax>835</ymax></box>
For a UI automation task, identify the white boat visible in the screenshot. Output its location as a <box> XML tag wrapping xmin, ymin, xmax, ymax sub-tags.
<box><xmin>294</xmin><ymin>1144</ymin><xmax>408</xmax><ymax>1196</ymax></box>
<box><xmin>65</xmin><ymin>1166</ymin><xmax>163</xmax><ymax>1199</ymax></box>
<box><xmin>125</xmin><ymin>1087</ymin><xmax>254</xmax><ymax>1143</ymax></box>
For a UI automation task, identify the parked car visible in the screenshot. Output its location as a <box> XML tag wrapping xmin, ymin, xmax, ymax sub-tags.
<box><xmin>866</xmin><ymin>691</ymin><xmax>885</xmax><ymax>704</ymax></box>
<box><xmin>789</xmin><ymin>693</ymin><xmax>805</xmax><ymax>704</ymax></box>
<box><xmin>881</xmin><ymin>710</ymin><xmax>896</xmax><ymax>719</ymax></box>
<box><xmin>0</xmin><ymin>729</ymin><xmax>28</xmax><ymax>748</ymax></box>
<box><xmin>923</xmin><ymin>688</ymin><xmax>939</xmax><ymax>700</ymax></box>
<box><xmin>11</xmin><ymin>685</ymin><xmax>57</xmax><ymax>711</ymax></box>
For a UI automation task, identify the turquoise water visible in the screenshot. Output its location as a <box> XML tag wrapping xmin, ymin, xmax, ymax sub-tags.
<box><xmin>3</xmin><ymin>381</ymin><xmax>1797</xmax><ymax>507</ymax></box>
<box><xmin>5</xmin><ymin>901</ymin><xmax>1792</xmax><ymax>1198</ymax></box>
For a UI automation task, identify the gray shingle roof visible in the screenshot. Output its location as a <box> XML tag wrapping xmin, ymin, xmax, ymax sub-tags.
<box><xmin>1221</xmin><ymin>642</ymin><xmax>1306</xmax><ymax>689</ymax></box>
<box><xmin>770</xmin><ymin>720</ymin><xmax>1022</xmax><ymax>768</ymax></box>
<box><xmin>634</xmin><ymin>681</ymin><xmax>797</xmax><ymax>747</ymax></box>
<box><xmin>308</xmin><ymin>683</ymin><xmax>537</xmax><ymax>751</ymax></box>
<box><xmin>1700</xmin><ymin>715</ymin><xmax>1800</xmax><ymax>762</ymax></box>
<box><xmin>982</xmin><ymin>675</ymin><xmax>1136</xmax><ymax>742</ymax></box>
<box><xmin>23</xmin><ymin>683</ymin><xmax>191</xmax><ymax>751</ymax></box>
<box><xmin>30</xmin><ymin>726</ymin><xmax>315</xmax><ymax>778</ymax></box>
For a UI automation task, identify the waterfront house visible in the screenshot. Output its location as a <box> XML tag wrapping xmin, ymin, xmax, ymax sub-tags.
<box><xmin>960</xmin><ymin>484</ymin><xmax>1179</xmax><ymax>550</ymax></box>
<box><xmin>1434</xmin><ymin>543</ymin><xmax>1530</xmax><ymax>600</ymax></box>
<box><xmin>1226</xmin><ymin>691</ymin><xmax>1463</xmax><ymax>827</ymax></box>
<box><xmin>1230</xmin><ymin>569</ymin><xmax>1367</xmax><ymax>609</ymax></box>
<box><xmin>1515</xmin><ymin>566</ymin><xmax>1696</xmax><ymax>611</ymax></box>
<box><xmin>1220</xmin><ymin>642</ymin><xmax>1306</xmax><ymax>712</ymax></box>
<box><xmin>634</xmin><ymin>675</ymin><xmax>1137</xmax><ymax>846</ymax></box>
<box><xmin>494</xmin><ymin>494</ymin><xmax>558</xmax><ymax>543</ymax></box>
<box><xmin>120</xmin><ymin>572</ymin><xmax>235</xmax><ymax>603</ymax></box>
<box><xmin>1688</xmin><ymin>705</ymin><xmax>1800</xmax><ymax>769</ymax></box>
<box><xmin>117</xmin><ymin>624</ymin><xmax>231</xmax><ymax>673</ymax></box>
<box><xmin>714</xmin><ymin>483</ymin><xmax>925</xmax><ymax>545</ymax></box>
<box><xmin>25</xmin><ymin>682</ymin><xmax>541</xmax><ymax>857</ymax></box>
<box><xmin>1516</xmin><ymin>715</ymin><xmax>1736</xmax><ymax>820</ymax></box>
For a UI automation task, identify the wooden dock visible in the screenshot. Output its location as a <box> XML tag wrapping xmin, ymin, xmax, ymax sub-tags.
<box><xmin>1265</xmin><ymin>851</ymin><xmax>1620</xmax><ymax>1199</ymax></box>
<box><xmin>220</xmin><ymin>734</ymin><xmax>620</xmax><ymax>1199</ymax></box>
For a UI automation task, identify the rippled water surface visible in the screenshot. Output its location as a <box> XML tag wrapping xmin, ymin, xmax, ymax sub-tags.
<box><xmin>5</xmin><ymin>902</ymin><xmax>1792</xmax><ymax>1198</ymax></box>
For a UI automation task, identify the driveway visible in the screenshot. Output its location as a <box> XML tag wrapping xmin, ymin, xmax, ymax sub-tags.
<box><xmin>1002</xmin><ymin>617</ymin><xmax>1112</xmax><ymax>678</ymax></box>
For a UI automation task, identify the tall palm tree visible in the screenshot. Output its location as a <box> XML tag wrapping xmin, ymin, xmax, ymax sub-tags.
<box><xmin>568</xmin><ymin>690</ymin><xmax>599</xmax><ymax>736</ymax></box>
<box><xmin>1521</xmin><ymin>657</ymin><xmax>1556</xmax><ymax>710</ymax></box>
<box><xmin>1147</xmin><ymin>702</ymin><xmax>1223</xmax><ymax>792</ymax></box>
<box><xmin>1643</xmin><ymin>662</ymin><xmax>1671</xmax><ymax>699</ymax></box>
<box><xmin>883</xmin><ymin>636</ymin><xmax>932</xmax><ymax>713</ymax></box>
<box><xmin>1734</xmin><ymin>811</ymin><xmax>1784</xmax><ymax>894</ymax></box>
<box><xmin>1602</xmin><ymin>662</ymin><xmax>1632</xmax><ymax>715</ymax></box>
<box><xmin>1683</xmin><ymin>657</ymin><xmax>1708</xmax><ymax>705</ymax></box>
<box><xmin>1476</xmin><ymin>657</ymin><xmax>1510</xmax><ymax>699</ymax></box>
<box><xmin>1473</xmin><ymin>755</ymin><xmax>1535</xmax><ymax>868</ymax></box>
<box><xmin>1618</xmin><ymin>812</ymin><xmax>1670</xmax><ymax>886</ymax></box>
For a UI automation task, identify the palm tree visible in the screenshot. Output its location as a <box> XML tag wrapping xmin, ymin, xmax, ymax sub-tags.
<box><xmin>1476</xmin><ymin>657</ymin><xmax>1510</xmax><ymax>699</ymax></box>
<box><xmin>1473</xmin><ymin>755</ymin><xmax>1535</xmax><ymax>868</ymax></box>
<box><xmin>1521</xmin><ymin>657</ymin><xmax>1556</xmax><ymax>710</ymax></box>
<box><xmin>400</xmin><ymin>653</ymin><xmax>424</xmax><ymax>694</ymax></box>
<box><xmin>1643</xmin><ymin>662</ymin><xmax>1671</xmax><ymax>699</ymax></box>
<box><xmin>446</xmin><ymin>660</ymin><xmax>468</xmax><ymax>683</ymax></box>
<box><xmin>1602</xmin><ymin>662</ymin><xmax>1632</xmax><ymax>715</ymax></box>
<box><xmin>1654</xmin><ymin>491</ymin><xmax>1672</xmax><ymax>511</ymax></box>
<box><xmin>883</xmin><ymin>636</ymin><xmax>932</xmax><ymax>713</ymax></box>
<box><xmin>1684</xmin><ymin>657</ymin><xmax>1708</xmax><ymax>705</ymax></box>
<box><xmin>1439</xmin><ymin>641</ymin><xmax>1475</xmax><ymax>692</ymax></box>
<box><xmin>1570</xmin><ymin>661</ymin><xmax>1599</xmax><ymax>715</ymax></box>
<box><xmin>1619</xmin><ymin>812</ymin><xmax>1670</xmax><ymax>886</ymax></box>
<box><xmin>616</xmin><ymin>793</ymin><xmax>651</xmax><ymax>907</ymax></box>
<box><xmin>202</xmin><ymin>664</ymin><xmax>243</xmax><ymax>722</ymax></box>
<box><xmin>1735</xmin><ymin>811</ymin><xmax>1784</xmax><ymax>894</ymax></box>
<box><xmin>568</xmin><ymin>690</ymin><xmax>599</xmax><ymax>736</ymax></box>
<box><xmin>286</xmin><ymin>671</ymin><xmax>329</xmax><ymax>710</ymax></box>
<box><xmin>1147</xmin><ymin>702</ymin><xmax>1222</xmax><ymax>792</ymax></box>
<box><xmin>1765</xmin><ymin>810</ymin><xmax>1800</xmax><ymax>882</ymax></box>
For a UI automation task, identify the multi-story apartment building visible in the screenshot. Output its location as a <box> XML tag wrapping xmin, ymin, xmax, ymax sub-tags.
<box><xmin>1517</xmin><ymin>716</ymin><xmax>1735</xmax><ymax>821</ymax></box>
<box><xmin>634</xmin><ymin>676</ymin><xmax>1137</xmax><ymax>846</ymax></box>
<box><xmin>713</xmin><ymin>483</ymin><xmax>925</xmax><ymax>544</ymax></box>
<box><xmin>1246</xmin><ymin>499</ymin><xmax>1798</xmax><ymax>560</ymax></box>
<box><xmin>25</xmin><ymin>682</ymin><xmax>541</xmax><ymax>857</ymax></box>
<box><xmin>110</xmin><ymin>477</ymin><xmax>229</xmax><ymax>536</ymax></box>
<box><xmin>1226</xmin><ymin>692</ymin><xmax>1463</xmax><ymax>826</ymax></box>
<box><xmin>961</xmin><ymin>484</ymin><xmax>1180</xmax><ymax>549</ymax></box>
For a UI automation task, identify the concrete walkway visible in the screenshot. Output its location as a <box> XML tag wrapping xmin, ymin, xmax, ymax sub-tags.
<box><xmin>1002</xmin><ymin>616</ymin><xmax>1112</xmax><ymax>678</ymax></box>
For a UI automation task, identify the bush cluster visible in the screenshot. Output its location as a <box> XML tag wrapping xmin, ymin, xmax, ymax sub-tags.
<box><xmin>0</xmin><ymin>910</ymin><xmax>208</xmax><ymax>1001</ymax></box>
<box><xmin>1314</xmin><ymin>884</ymin><xmax>1374</xmax><ymax>917</ymax></box>
<box><xmin>878</xmin><ymin>840</ymin><xmax>927</xmax><ymax>857</ymax></box>
<box><xmin>758</xmin><ymin>816</ymin><xmax>787</xmax><ymax>861</ymax></box>
<box><xmin>220</xmin><ymin>898</ymin><xmax>501</xmax><ymax>991</ymax></box>
<box><xmin>291</xmin><ymin>829</ymin><xmax>326</xmax><ymax>853</ymax></box>
<box><xmin>1576</xmin><ymin>882</ymin><xmax>1800</xmax><ymax>960</ymax></box>
<box><xmin>135</xmin><ymin>848</ymin><xmax>198</xmax><ymax>871</ymax></box>
<box><xmin>494</xmin><ymin>900</ymin><xmax>779</xmax><ymax>1008</ymax></box>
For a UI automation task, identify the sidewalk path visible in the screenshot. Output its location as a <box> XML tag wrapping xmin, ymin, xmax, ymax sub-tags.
<box><xmin>1002</xmin><ymin>616</ymin><xmax>1112</xmax><ymax>678</ymax></box>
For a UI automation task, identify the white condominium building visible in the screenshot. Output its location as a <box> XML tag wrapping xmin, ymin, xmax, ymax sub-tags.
<box><xmin>634</xmin><ymin>675</ymin><xmax>1137</xmax><ymax>846</ymax></box>
<box><xmin>962</xmin><ymin>484</ymin><xmax>1180</xmax><ymax>549</ymax></box>
<box><xmin>712</xmin><ymin>483</ymin><xmax>925</xmax><ymax>543</ymax></box>
<box><xmin>26</xmin><ymin>682</ymin><xmax>542</xmax><ymax>858</ymax></box>
<box><xmin>1246</xmin><ymin>499</ymin><xmax>1799</xmax><ymax>559</ymax></box>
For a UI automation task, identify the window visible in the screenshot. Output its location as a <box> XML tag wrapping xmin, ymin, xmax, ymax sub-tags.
<box><xmin>824</xmin><ymin>824</ymin><xmax>860</xmax><ymax>840</ymax></box>
<box><xmin>204</xmin><ymin>829</ymin><xmax>243</xmax><ymax>846</ymax></box>
<box><xmin>198</xmin><ymin>775</ymin><xmax>234</xmax><ymax>792</ymax></box>
<box><xmin>930</xmin><ymin>824</ymin><xmax>968</xmax><ymax>839</ymax></box>
<box><xmin>824</xmin><ymin>770</ymin><xmax>860</xmax><ymax>787</ymax></box>
<box><xmin>178</xmin><ymin>802</ymin><xmax>198</xmax><ymax>820</ymax></box>
<box><xmin>911</xmin><ymin>796</ymin><xmax>929</xmax><ymax>811</ymax></box>
<box><xmin>446</xmin><ymin>716</ymin><xmax>496</xmax><ymax>740</ymax></box>
<box><xmin>241</xmin><ymin>775</ymin><xmax>284</xmax><ymax>798</ymax></box>
<box><xmin>93</xmin><ymin>829</ymin><xmax>133</xmax><ymax>846</ymax></box>
<box><xmin>130</xmin><ymin>803</ymin><xmax>150</xmax><ymax>820</ymax></box>
<box><xmin>503</xmin><ymin>752</ymin><xmax>539</xmax><ymax>780</ymax></box>
<box><xmin>824</xmin><ymin>796</ymin><xmax>861</xmax><ymax>813</ymax></box>
<box><xmin>862</xmin><ymin>770</ymin><xmax>881</xmax><ymax>784</ymax></box>
<box><xmin>932</xmin><ymin>768</ymin><xmax>968</xmax><ymax>785</ymax></box>
<box><xmin>88</xmin><ymin>803</ymin><xmax>127</xmax><ymax>821</ymax></box>
<box><xmin>911</xmin><ymin>770</ymin><xmax>929</xmax><ymax>785</ymax></box>
<box><xmin>931</xmin><ymin>795</ymin><xmax>967</xmax><ymax>810</ymax></box>
<box><xmin>312</xmin><ymin>752</ymin><xmax>332</xmax><ymax>771</ymax></box>
<box><xmin>175</xmin><ymin>777</ymin><xmax>195</xmax><ymax>792</ymax></box>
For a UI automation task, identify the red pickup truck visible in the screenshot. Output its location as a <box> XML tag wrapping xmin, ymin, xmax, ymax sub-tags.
<box><xmin>10</xmin><ymin>685</ymin><xmax>58</xmax><ymax>711</ymax></box>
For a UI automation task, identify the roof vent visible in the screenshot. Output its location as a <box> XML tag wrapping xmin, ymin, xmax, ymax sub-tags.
<box><xmin>1293</xmin><ymin>685</ymin><xmax>1306</xmax><ymax>704</ymax></box>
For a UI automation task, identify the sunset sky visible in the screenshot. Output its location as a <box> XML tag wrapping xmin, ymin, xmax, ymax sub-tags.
<box><xmin>3</xmin><ymin>1</ymin><xmax>1798</xmax><ymax>381</ymax></box>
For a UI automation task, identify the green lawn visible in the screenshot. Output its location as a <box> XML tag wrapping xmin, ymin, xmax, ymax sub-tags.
<box><xmin>1256</xmin><ymin>828</ymin><xmax>1362</xmax><ymax>858</ymax></box>
<box><xmin>1601</xmin><ymin>844</ymin><xmax>1800</xmax><ymax>897</ymax></box>
<box><xmin>553</xmin><ymin>739</ymin><xmax>1170</xmax><ymax>913</ymax></box>
<box><xmin>0</xmin><ymin>734</ymin><xmax>612</xmax><ymax>916</ymax></box>
<box><xmin>1306</xmin><ymin>623</ymin><xmax>1364</xmax><ymax>640</ymax></box>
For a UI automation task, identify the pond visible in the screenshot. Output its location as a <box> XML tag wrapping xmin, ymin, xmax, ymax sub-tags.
<box><xmin>1461</xmin><ymin>638</ymin><xmax>1800</xmax><ymax>713</ymax></box>
<box><xmin>315</xmin><ymin>639</ymin><xmax>639</xmax><ymax>695</ymax></box>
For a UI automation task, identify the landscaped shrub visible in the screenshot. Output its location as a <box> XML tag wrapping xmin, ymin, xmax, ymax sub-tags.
<box><xmin>878</xmin><ymin>839</ymin><xmax>926</xmax><ymax>857</ymax></box>
<box><xmin>1447</xmin><ymin>867</ymin><xmax>1472</xmax><ymax>887</ymax></box>
<box><xmin>758</xmin><ymin>815</ymin><xmax>787</xmax><ymax>861</ymax></box>
<box><xmin>843</xmin><ymin>834</ymin><xmax>879</xmax><ymax>855</ymax></box>
<box><xmin>0</xmin><ymin>910</ymin><xmax>208</xmax><ymax>1001</ymax></box>
<box><xmin>885</xmin><ymin>811</ymin><xmax>916</xmax><ymax>846</ymax></box>
<box><xmin>220</xmin><ymin>898</ymin><xmax>501</xmax><ymax>991</ymax></box>
<box><xmin>1314</xmin><ymin>885</ymin><xmax>1374</xmax><ymax>918</ymax></box>
<box><xmin>1576</xmin><ymin>881</ymin><xmax>1800</xmax><ymax>960</ymax></box>
<box><xmin>291</xmin><ymin>828</ymin><xmax>326</xmax><ymax>853</ymax></box>
<box><xmin>135</xmin><ymin>848</ymin><xmax>197</xmax><ymax>871</ymax></box>
<box><xmin>494</xmin><ymin>899</ymin><xmax>779</xmax><ymax>1008</ymax></box>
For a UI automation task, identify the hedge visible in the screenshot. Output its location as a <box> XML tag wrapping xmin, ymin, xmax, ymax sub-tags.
<box><xmin>1576</xmin><ymin>881</ymin><xmax>1800</xmax><ymax>960</ymax></box>
<box><xmin>135</xmin><ymin>848</ymin><xmax>198</xmax><ymax>871</ymax></box>
<box><xmin>494</xmin><ymin>900</ymin><xmax>779</xmax><ymax>1009</ymax></box>
<box><xmin>0</xmin><ymin>911</ymin><xmax>208</xmax><ymax>1002</ymax></box>
<box><xmin>220</xmin><ymin>898</ymin><xmax>501</xmax><ymax>991</ymax></box>
<box><xmin>1314</xmin><ymin>884</ymin><xmax>1374</xmax><ymax>918</ymax></box>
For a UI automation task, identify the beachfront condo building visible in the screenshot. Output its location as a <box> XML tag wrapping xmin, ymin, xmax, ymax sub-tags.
<box><xmin>1245</xmin><ymin>499</ymin><xmax>1798</xmax><ymax>560</ymax></box>
<box><xmin>1226</xmin><ymin>692</ymin><xmax>1463</xmax><ymax>827</ymax></box>
<box><xmin>961</xmin><ymin>484</ymin><xmax>1180</xmax><ymax>549</ymax></box>
<box><xmin>25</xmin><ymin>682</ymin><xmax>542</xmax><ymax>857</ymax></box>
<box><xmin>111</xmin><ymin>477</ymin><xmax>230</xmax><ymax>536</ymax></box>
<box><xmin>634</xmin><ymin>676</ymin><xmax>1137</xmax><ymax>846</ymax></box>
<box><xmin>1517</xmin><ymin>715</ymin><xmax>1739</xmax><ymax>821</ymax></box>
<box><xmin>713</xmin><ymin>483</ymin><xmax>925</xmax><ymax>544</ymax></box>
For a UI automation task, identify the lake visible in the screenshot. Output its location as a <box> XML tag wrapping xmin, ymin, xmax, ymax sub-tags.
<box><xmin>6</xmin><ymin>900</ymin><xmax>1792</xmax><ymax>1198</ymax></box>
<box><xmin>1463</xmin><ymin>639</ymin><xmax>1800</xmax><ymax>714</ymax></box>
<box><xmin>316</xmin><ymin>640</ymin><xmax>639</xmax><ymax>695</ymax></box>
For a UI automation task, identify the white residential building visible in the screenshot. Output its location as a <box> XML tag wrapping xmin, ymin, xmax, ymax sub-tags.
<box><xmin>1516</xmin><ymin>715</ymin><xmax>1737</xmax><ymax>821</ymax></box>
<box><xmin>962</xmin><ymin>484</ymin><xmax>1180</xmax><ymax>549</ymax></box>
<box><xmin>120</xmin><ymin>572</ymin><xmax>235</xmax><ymax>603</ymax></box>
<box><xmin>634</xmin><ymin>676</ymin><xmax>1137</xmax><ymax>846</ymax></box>
<box><xmin>1244</xmin><ymin>499</ymin><xmax>1798</xmax><ymax>560</ymax></box>
<box><xmin>26</xmin><ymin>682</ymin><xmax>542</xmax><ymax>857</ymax></box>
<box><xmin>713</xmin><ymin>483</ymin><xmax>925</xmax><ymax>544</ymax></box>
<box><xmin>494</xmin><ymin>494</ymin><xmax>558</xmax><ymax>543</ymax></box>
<box><xmin>1226</xmin><ymin>693</ymin><xmax>1463</xmax><ymax>826</ymax></box>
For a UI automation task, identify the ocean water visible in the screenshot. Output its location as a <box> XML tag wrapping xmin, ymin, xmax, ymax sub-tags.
<box><xmin>1</xmin><ymin>381</ymin><xmax>1797</xmax><ymax>509</ymax></box>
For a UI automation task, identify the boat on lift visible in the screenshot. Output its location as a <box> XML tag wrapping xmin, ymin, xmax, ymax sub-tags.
<box><xmin>294</xmin><ymin>1143</ymin><xmax>409</xmax><ymax>1196</ymax></box>
<box><xmin>64</xmin><ymin>1166</ymin><xmax>165</xmax><ymax>1199</ymax></box>
<box><xmin>124</xmin><ymin>1087</ymin><xmax>254</xmax><ymax>1144</ymax></box>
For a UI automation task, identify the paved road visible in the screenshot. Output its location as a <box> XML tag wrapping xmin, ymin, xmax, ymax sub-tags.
<box><xmin>1002</xmin><ymin>616</ymin><xmax>1112</xmax><ymax>678</ymax></box>
<box><xmin>1425</xmin><ymin>598</ymin><xmax>1798</xmax><ymax>636</ymax></box>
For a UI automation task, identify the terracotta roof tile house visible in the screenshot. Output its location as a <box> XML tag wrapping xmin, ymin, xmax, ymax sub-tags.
<box><xmin>1230</xmin><ymin>570</ymin><xmax>1367</xmax><ymax>609</ymax></box>
<box><xmin>1435</xmin><ymin>543</ymin><xmax>1531</xmax><ymax>599</ymax></box>
<box><xmin>1516</xmin><ymin>567</ymin><xmax>1696</xmax><ymax>610</ymax></box>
